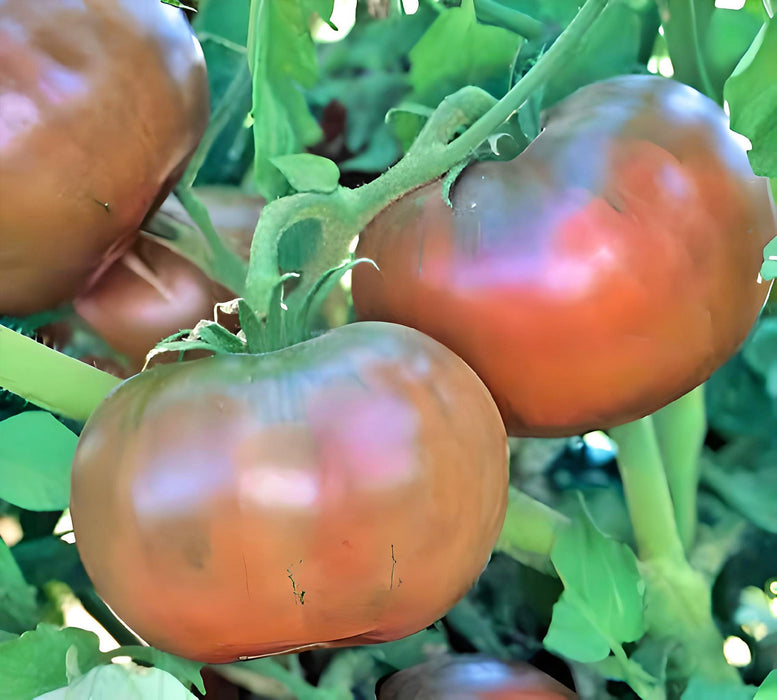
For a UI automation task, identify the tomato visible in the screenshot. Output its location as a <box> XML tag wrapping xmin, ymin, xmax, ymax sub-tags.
<box><xmin>352</xmin><ymin>75</ymin><xmax>776</xmax><ymax>437</ymax></box>
<box><xmin>73</xmin><ymin>236</ymin><xmax>222</xmax><ymax>369</ymax></box>
<box><xmin>377</xmin><ymin>655</ymin><xmax>577</xmax><ymax>699</ymax></box>
<box><xmin>73</xmin><ymin>188</ymin><xmax>264</xmax><ymax>369</ymax></box>
<box><xmin>70</xmin><ymin>322</ymin><xmax>508</xmax><ymax>663</ymax></box>
<box><xmin>0</xmin><ymin>0</ymin><xmax>209</xmax><ymax>316</ymax></box>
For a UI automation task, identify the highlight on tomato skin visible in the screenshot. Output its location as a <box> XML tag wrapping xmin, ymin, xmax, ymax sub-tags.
<box><xmin>377</xmin><ymin>655</ymin><xmax>578</xmax><ymax>699</ymax></box>
<box><xmin>352</xmin><ymin>74</ymin><xmax>777</xmax><ymax>438</ymax></box>
<box><xmin>69</xmin><ymin>322</ymin><xmax>509</xmax><ymax>663</ymax></box>
<box><xmin>0</xmin><ymin>0</ymin><xmax>209</xmax><ymax>316</ymax></box>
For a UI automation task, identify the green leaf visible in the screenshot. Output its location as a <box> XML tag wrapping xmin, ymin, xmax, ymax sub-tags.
<box><xmin>195</xmin><ymin>323</ymin><xmax>247</xmax><ymax>354</ymax></box>
<box><xmin>763</xmin><ymin>233</ymin><xmax>777</xmax><ymax>281</ymax></box>
<box><xmin>409</xmin><ymin>0</ymin><xmax>523</xmax><ymax>106</ymax></box>
<box><xmin>0</xmin><ymin>412</ymin><xmax>76</xmax><ymax>511</ymax></box>
<box><xmin>543</xmin><ymin>502</ymin><xmax>645</xmax><ymax>663</ymax></box>
<box><xmin>237</xmin><ymin>299</ymin><xmax>265</xmax><ymax>353</ymax></box>
<box><xmin>701</xmin><ymin>449</ymin><xmax>777</xmax><ymax>533</ymax></box>
<box><xmin>248</xmin><ymin>0</ymin><xmax>335</xmax><ymax>199</ymax></box>
<box><xmin>0</xmin><ymin>537</ymin><xmax>38</xmax><ymax>633</ymax></box>
<box><xmin>755</xmin><ymin>670</ymin><xmax>777</xmax><ymax>699</ymax></box>
<box><xmin>12</xmin><ymin>537</ymin><xmax>90</xmax><ymax>595</ymax></box>
<box><xmin>742</xmin><ymin>317</ymin><xmax>777</xmax><ymax>378</ymax></box>
<box><xmin>0</xmin><ymin>625</ymin><xmax>102</xmax><ymax>700</ymax></box>
<box><xmin>35</xmin><ymin>662</ymin><xmax>197</xmax><ymax>700</ymax></box>
<box><xmin>725</xmin><ymin>17</ymin><xmax>777</xmax><ymax>178</ymax></box>
<box><xmin>681</xmin><ymin>677</ymin><xmax>757</xmax><ymax>700</ymax></box>
<box><xmin>105</xmin><ymin>647</ymin><xmax>204</xmax><ymax>695</ymax></box>
<box><xmin>270</xmin><ymin>154</ymin><xmax>340</xmax><ymax>194</ymax></box>
<box><xmin>544</xmin><ymin>592</ymin><xmax>612</xmax><ymax>662</ymax></box>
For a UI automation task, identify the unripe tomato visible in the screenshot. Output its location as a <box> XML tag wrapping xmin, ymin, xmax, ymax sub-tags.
<box><xmin>377</xmin><ymin>655</ymin><xmax>577</xmax><ymax>699</ymax></box>
<box><xmin>0</xmin><ymin>0</ymin><xmax>209</xmax><ymax>315</ymax></box>
<box><xmin>70</xmin><ymin>322</ymin><xmax>508</xmax><ymax>663</ymax></box>
<box><xmin>73</xmin><ymin>188</ymin><xmax>264</xmax><ymax>369</ymax></box>
<box><xmin>352</xmin><ymin>75</ymin><xmax>776</xmax><ymax>437</ymax></box>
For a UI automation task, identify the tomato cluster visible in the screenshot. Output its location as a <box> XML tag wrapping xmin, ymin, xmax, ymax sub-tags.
<box><xmin>6</xmin><ymin>0</ymin><xmax>772</xmax><ymax>688</ymax></box>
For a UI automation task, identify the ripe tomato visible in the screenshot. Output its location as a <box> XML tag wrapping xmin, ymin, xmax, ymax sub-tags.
<box><xmin>0</xmin><ymin>0</ymin><xmax>209</xmax><ymax>316</ymax></box>
<box><xmin>70</xmin><ymin>322</ymin><xmax>508</xmax><ymax>663</ymax></box>
<box><xmin>352</xmin><ymin>75</ymin><xmax>776</xmax><ymax>437</ymax></box>
<box><xmin>377</xmin><ymin>655</ymin><xmax>577</xmax><ymax>699</ymax></box>
<box><xmin>73</xmin><ymin>188</ymin><xmax>264</xmax><ymax>369</ymax></box>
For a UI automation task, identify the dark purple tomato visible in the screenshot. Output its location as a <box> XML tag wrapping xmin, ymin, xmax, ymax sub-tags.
<box><xmin>70</xmin><ymin>322</ymin><xmax>509</xmax><ymax>662</ymax></box>
<box><xmin>0</xmin><ymin>0</ymin><xmax>209</xmax><ymax>315</ymax></box>
<box><xmin>353</xmin><ymin>75</ymin><xmax>776</xmax><ymax>437</ymax></box>
<box><xmin>378</xmin><ymin>655</ymin><xmax>577</xmax><ymax>699</ymax></box>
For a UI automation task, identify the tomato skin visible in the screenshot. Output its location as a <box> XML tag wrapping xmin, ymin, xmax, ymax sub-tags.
<box><xmin>0</xmin><ymin>0</ymin><xmax>209</xmax><ymax>316</ymax></box>
<box><xmin>72</xmin><ymin>188</ymin><xmax>264</xmax><ymax>369</ymax></box>
<box><xmin>377</xmin><ymin>655</ymin><xmax>577</xmax><ymax>699</ymax></box>
<box><xmin>70</xmin><ymin>322</ymin><xmax>508</xmax><ymax>663</ymax></box>
<box><xmin>352</xmin><ymin>75</ymin><xmax>776</xmax><ymax>437</ymax></box>
<box><xmin>73</xmin><ymin>237</ymin><xmax>221</xmax><ymax>369</ymax></box>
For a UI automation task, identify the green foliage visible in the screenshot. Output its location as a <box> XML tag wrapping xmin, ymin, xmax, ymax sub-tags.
<box><xmin>0</xmin><ymin>412</ymin><xmax>76</xmax><ymax>511</ymax></box>
<box><xmin>270</xmin><ymin>153</ymin><xmax>341</xmax><ymax>193</ymax></box>
<box><xmin>681</xmin><ymin>677</ymin><xmax>757</xmax><ymax>700</ymax></box>
<box><xmin>248</xmin><ymin>0</ymin><xmax>335</xmax><ymax>199</ymax></box>
<box><xmin>409</xmin><ymin>0</ymin><xmax>523</xmax><ymax>107</ymax></box>
<box><xmin>544</xmin><ymin>503</ymin><xmax>645</xmax><ymax>663</ymax></box>
<box><xmin>0</xmin><ymin>625</ymin><xmax>103</xmax><ymax>700</ymax></box>
<box><xmin>756</xmin><ymin>671</ymin><xmax>777</xmax><ymax>699</ymax></box>
<box><xmin>103</xmin><ymin>647</ymin><xmax>204</xmax><ymax>694</ymax></box>
<box><xmin>725</xmin><ymin>17</ymin><xmax>777</xmax><ymax>178</ymax></box>
<box><xmin>35</xmin><ymin>662</ymin><xmax>197</xmax><ymax>700</ymax></box>
<box><xmin>0</xmin><ymin>538</ymin><xmax>37</xmax><ymax>634</ymax></box>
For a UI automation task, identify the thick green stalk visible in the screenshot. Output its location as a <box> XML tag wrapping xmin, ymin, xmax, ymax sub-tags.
<box><xmin>609</xmin><ymin>417</ymin><xmax>685</xmax><ymax>564</ymax></box>
<box><xmin>0</xmin><ymin>326</ymin><xmax>119</xmax><ymax>422</ymax></box>
<box><xmin>652</xmin><ymin>386</ymin><xmax>706</xmax><ymax>552</ymax></box>
<box><xmin>495</xmin><ymin>486</ymin><xmax>569</xmax><ymax>575</ymax></box>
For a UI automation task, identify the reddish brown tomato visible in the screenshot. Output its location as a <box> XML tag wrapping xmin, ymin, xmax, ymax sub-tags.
<box><xmin>353</xmin><ymin>76</ymin><xmax>776</xmax><ymax>437</ymax></box>
<box><xmin>0</xmin><ymin>0</ymin><xmax>209</xmax><ymax>315</ymax></box>
<box><xmin>73</xmin><ymin>236</ymin><xmax>223</xmax><ymax>370</ymax></box>
<box><xmin>70</xmin><ymin>322</ymin><xmax>509</xmax><ymax>663</ymax></box>
<box><xmin>73</xmin><ymin>188</ymin><xmax>265</xmax><ymax>369</ymax></box>
<box><xmin>377</xmin><ymin>655</ymin><xmax>577</xmax><ymax>699</ymax></box>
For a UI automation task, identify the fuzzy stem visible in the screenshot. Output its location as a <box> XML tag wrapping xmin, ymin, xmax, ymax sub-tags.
<box><xmin>475</xmin><ymin>0</ymin><xmax>546</xmax><ymax>40</ymax></box>
<box><xmin>0</xmin><ymin>327</ymin><xmax>119</xmax><ymax>422</ymax></box>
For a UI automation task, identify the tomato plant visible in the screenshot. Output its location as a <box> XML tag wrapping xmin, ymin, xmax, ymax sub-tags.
<box><xmin>2</xmin><ymin>1</ymin><xmax>777</xmax><ymax>699</ymax></box>
<box><xmin>70</xmin><ymin>322</ymin><xmax>508</xmax><ymax>663</ymax></box>
<box><xmin>0</xmin><ymin>0</ymin><xmax>209</xmax><ymax>316</ymax></box>
<box><xmin>377</xmin><ymin>655</ymin><xmax>577</xmax><ymax>699</ymax></box>
<box><xmin>352</xmin><ymin>74</ymin><xmax>776</xmax><ymax>437</ymax></box>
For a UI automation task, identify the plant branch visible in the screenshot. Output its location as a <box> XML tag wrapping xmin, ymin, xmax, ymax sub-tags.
<box><xmin>0</xmin><ymin>326</ymin><xmax>119</xmax><ymax>422</ymax></box>
<box><xmin>651</xmin><ymin>386</ymin><xmax>706</xmax><ymax>552</ymax></box>
<box><xmin>609</xmin><ymin>417</ymin><xmax>685</xmax><ymax>564</ymax></box>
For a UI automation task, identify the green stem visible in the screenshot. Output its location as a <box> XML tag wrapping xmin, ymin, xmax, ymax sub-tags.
<box><xmin>474</xmin><ymin>0</ymin><xmax>546</xmax><ymax>40</ymax></box>
<box><xmin>687</xmin><ymin>0</ymin><xmax>717</xmax><ymax>101</ymax></box>
<box><xmin>609</xmin><ymin>417</ymin><xmax>685</xmax><ymax>564</ymax></box>
<box><xmin>244</xmin><ymin>0</ymin><xmax>609</xmax><ymax>319</ymax></box>
<box><xmin>651</xmin><ymin>386</ymin><xmax>705</xmax><ymax>552</ymax></box>
<box><xmin>0</xmin><ymin>326</ymin><xmax>119</xmax><ymax>422</ymax></box>
<box><xmin>445</xmin><ymin>0</ymin><xmax>607</xmax><ymax>163</ymax></box>
<box><xmin>80</xmin><ymin>589</ymin><xmax>143</xmax><ymax>647</ymax></box>
<box><xmin>174</xmin><ymin>187</ymin><xmax>249</xmax><ymax>295</ymax></box>
<box><xmin>494</xmin><ymin>486</ymin><xmax>569</xmax><ymax>575</ymax></box>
